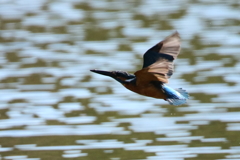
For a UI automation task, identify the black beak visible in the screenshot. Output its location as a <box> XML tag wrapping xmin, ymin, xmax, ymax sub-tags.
<box><xmin>90</xmin><ymin>69</ymin><xmax>114</xmax><ymax>77</ymax></box>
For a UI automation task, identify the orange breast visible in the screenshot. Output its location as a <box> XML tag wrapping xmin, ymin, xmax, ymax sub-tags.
<box><xmin>123</xmin><ymin>83</ymin><xmax>167</xmax><ymax>99</ymax></box>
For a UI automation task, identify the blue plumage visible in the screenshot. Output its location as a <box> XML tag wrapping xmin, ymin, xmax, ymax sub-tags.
<box><xmin>161</xmin><ymin>84</ymin><xmax>189</xmax><ymax>106</ymax></box>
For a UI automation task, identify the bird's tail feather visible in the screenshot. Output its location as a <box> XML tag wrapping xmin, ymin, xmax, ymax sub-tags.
<box><xmin>167</xmin><ymin>98</ymin><xmax>187</xmax><ymax>106</ymax></box>
<box><xmin>164</xmin><ymin>87</ymin><xmax>189</xmax><ymax>106</ymax></box>
<box><xmin>175</xmin><ymin>88</ymin><xmax>189</xmax><ymax>99</ymax></box>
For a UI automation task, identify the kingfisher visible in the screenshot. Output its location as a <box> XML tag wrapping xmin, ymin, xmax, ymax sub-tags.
<box><xmin>90</xmin><ymin>32</ymin><xmax>189</xmax><ymax>105</ymax></box>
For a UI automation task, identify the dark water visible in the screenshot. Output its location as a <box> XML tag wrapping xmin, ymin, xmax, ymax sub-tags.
<box><xmin>1</xmin><ymin>0</ymin><xmax>240</xmax><ymax>160</ymax></box>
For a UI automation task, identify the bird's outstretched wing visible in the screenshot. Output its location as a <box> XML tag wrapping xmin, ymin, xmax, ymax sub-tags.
<box><xmin>134</xmin><ymin>31</ymin><xmax>181</xmax><ymax>84</ymax></box>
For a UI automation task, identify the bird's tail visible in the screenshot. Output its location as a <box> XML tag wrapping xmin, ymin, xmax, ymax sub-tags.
<box><xmin>175</xmin><ymin>88</ymin><xmax>189</xmax><ymax>99</ymax></box>
<box><xmin>162</xmin><ymin>85</ymin><xmax>189</xmax><ymax>106</ymax></box>
<box><xmin>166</xmin><ymin>88</ymin><xmax>189</xmax><ymax>106</ymax></box>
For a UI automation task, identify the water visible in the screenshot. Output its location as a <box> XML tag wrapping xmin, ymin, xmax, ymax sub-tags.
<box><xmin>0</xmin><ymin>0</ymin><xmax>240</xmax><ymax>160</ymax></box>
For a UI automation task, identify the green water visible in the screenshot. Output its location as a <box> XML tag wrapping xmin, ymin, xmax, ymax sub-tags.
<box><xmin>0</xmin><ymin>0</ymin><xmax>240</xmax><ymax>160</ymax></box>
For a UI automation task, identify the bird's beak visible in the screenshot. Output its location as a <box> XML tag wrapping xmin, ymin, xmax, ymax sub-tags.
<box><xmin>90</xmin><ymin>69</ymin><xmax>114</xmax><ymax>77</ymax></box>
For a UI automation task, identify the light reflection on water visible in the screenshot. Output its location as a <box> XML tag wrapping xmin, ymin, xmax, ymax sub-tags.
<box><xmin>0</xmin><ymin>0</ymin><xmax>240</xmax><ymax>160</ymax></box>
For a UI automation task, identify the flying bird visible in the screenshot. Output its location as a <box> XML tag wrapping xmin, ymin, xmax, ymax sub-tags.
<box><xmin>90</xmin><ymin>32</ymin><xmax>189</xmax><ymax>105</ymax></box>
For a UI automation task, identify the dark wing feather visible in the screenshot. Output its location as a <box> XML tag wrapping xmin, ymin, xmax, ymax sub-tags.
<box><xmin>142</xmin><ymin>31</ymin><xmax>181</xmax><ymax>69</ymax></box>
<box><xmin>135</xmin><ymin>32</ymin><xmax>181</xmax><ymax>85</ymax></box>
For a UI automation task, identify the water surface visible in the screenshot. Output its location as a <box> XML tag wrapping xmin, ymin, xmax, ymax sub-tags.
<box><xmin>0</xmin><ymin>0</ymin><xmax>240</xmax><ymax>160</ymax></box>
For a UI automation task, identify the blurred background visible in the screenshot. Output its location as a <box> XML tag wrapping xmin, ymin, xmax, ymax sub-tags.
<box><xmin>0</xmin><ymin>0</ymin><xmax>240</xmax><ymax>160</ymax></box>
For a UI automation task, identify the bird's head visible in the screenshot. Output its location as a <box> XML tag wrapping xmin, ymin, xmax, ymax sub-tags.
<box><xmin>90</xmin><ymin>69</ymin><xmax>135</xmax><ymax>84</ymax></box>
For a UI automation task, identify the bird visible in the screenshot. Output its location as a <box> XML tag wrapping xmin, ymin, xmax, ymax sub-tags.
<box><xmin>90</xmin><ymin>31</ymin><xmax>189</xmax><ymax>106</ymax></box>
